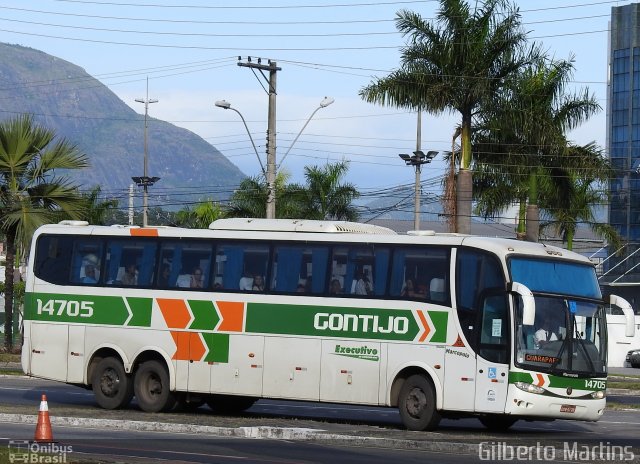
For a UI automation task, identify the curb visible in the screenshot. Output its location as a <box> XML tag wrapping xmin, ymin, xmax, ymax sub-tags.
<box><xmin>0</xmin><ymin>413</ymin><xmax>479</xmax><ymax>455</ymax></box>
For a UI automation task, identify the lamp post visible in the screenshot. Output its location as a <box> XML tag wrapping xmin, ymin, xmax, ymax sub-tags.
<box><xmin>399</xmin><ymin>150</ymin><xmax>438</xmax><ymax>231</ymax></box>
<box><xmin>215</xmin><ymin>96</ymin><xmax>334</xmax><ymax>219</ymax></box>
<box><xmin>278</xmin><ymin>96</ymin><xmax>335</xmax><ymax>169</ymax></box>
<box><xmin>214</xmin><ymin>100</ymin><xmax>266</xmax><ymax>176</ymax></box>
<box><xmin>134</xmin><ymin>78</ymin><xmax>159</xmax><ymax>227</ymax></box>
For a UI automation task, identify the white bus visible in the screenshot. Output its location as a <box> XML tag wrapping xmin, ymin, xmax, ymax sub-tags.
<box><xmin>21</xmin><ymin>219</ymin><xmax>635</xmax><ymax>431</ymax></box>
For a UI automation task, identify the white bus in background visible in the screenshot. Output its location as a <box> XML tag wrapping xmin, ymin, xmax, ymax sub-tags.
<box><xmin>21</xmin><ymin>219</ymin><xmax>636</xmax><ymax>431</ymax></box>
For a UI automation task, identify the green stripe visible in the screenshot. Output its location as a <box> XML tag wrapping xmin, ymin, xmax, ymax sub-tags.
<box><xmin>126</xmin><ymin>297</ymin><xmax>153</xmax><ymax>327</ymax></box>
<box><xmin>202</xmin><ymin>333</ymin><xmax>229</xmax><ymax>363</ymax></box>
<box><xmin>509</xmin><ymin>371</ymin><xmax>606</xmax><ymax>391</ymax></box>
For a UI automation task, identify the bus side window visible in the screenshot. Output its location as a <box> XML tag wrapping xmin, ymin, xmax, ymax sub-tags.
<box><xmin>390</xmin><ymin>246</ymin><xmax>450</xmax><ymax>304</ymax></box>
<box><xmin>105</xmin><ymin>239</ymin><xmax>157</xmax><ymax>287</ymax></box>
<box><xmin>34</xmin><ymin>235</ymin><xmax>75</xmax><ymax>285</ymax></box>
<box><xmin>271</xmin><ymin>245</ymin><xmax>328</xmax><ymax>294</ymax></box>
<box><xmin>70</xmin><ymin>238</ymin><xmax>103</xmax><ymax>285</ymax></box>
<box><xmin>216</xmin><ymin>243</ymin><xmax>269</xmax><ymax>292</ymax></box>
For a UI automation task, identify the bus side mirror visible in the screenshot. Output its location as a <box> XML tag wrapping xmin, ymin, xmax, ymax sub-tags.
<box><xmin>509</xmin><ymin>282</ymin><xmax>535</xmax><ymax>326</ymax></box>
<box><xmin>609</xmin><ymin>294</ymin><xmax>636</xmax><ymax>337</ymax></box>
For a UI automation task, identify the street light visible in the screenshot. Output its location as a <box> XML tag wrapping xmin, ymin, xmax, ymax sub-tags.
<box><xmin>134</xmin><ymin>77</ymin><xmax>159</xmax><ymax>228</ymax></box>
<box><xmin>278</xmin><ymin>96</ymin><xmax>335</xmax><ymax>169</ymax></box>
<box><xmin>214</xmin><ymin>100</ymin><xmax>266</xmax><ymax>176</ymax></box>
<box><xmin>399</xmin><ymin>150</ymin><xmax>438</xmax><ymax>231</ymax></box>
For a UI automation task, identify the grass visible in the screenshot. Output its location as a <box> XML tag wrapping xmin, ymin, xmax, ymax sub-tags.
<box><xmin>0</xmin><ymin>353</ymin><xmax>20</xmax><ymax>363</ymax></box>
<box><xmin>0</xmin><ymin>368</ymin><xmax>22</xmax><ymax>375</ymax></box>
<box><xmin>607</xmin><ymin>381</ymin><xmax>640</xmax><ymax>390</ymax></box>
<box><xmin>606</xmin><ymin>401</ymin><xmax>640</xmax><ymax>410</ymax></box>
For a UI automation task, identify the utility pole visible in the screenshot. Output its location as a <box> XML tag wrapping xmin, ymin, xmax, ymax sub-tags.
<box><xmin>128</xmin><ymin>184</ymin><xmax>134</xmax><ymax>225</ymax></box>
<box><xmin>238</xmin><ymin>58</ymin><xmax>281</xmax><ymax>219</ymax></box>
<box><xmin>415</xmin><ymin>112</ymin><xmax>422</xmax><ymax>231</ymax></box>
<box><xmin>133</xmin><ymin>77</ymin><xmax>159</xmax><ymax>227</ymax></box>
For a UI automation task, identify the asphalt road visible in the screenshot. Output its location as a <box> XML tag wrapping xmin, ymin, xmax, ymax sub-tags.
<box><xmin>2</xmin><ymin>376</ymin><xmax>640</xmax><ymax>463</ymax></box>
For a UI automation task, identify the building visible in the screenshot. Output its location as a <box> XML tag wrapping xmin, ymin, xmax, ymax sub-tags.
<box><xmin>606</xmin><ymin>3</ymin><xmax>640</xmax><ymax>292</ymax></box>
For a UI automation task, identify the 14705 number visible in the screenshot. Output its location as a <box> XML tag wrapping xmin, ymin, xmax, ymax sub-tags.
<box><xmin>37</xmin><ymin>299</ymin><xmax>94</xmax><ymax>318</ymax></box>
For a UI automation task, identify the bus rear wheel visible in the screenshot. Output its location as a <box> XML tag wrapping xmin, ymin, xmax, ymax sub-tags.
<box><xmin>479</xmin><ymin>415</ymin><xmax>518</xmax><ymax>431</ymax></box>
<box><xmin>206</xmin><ymin>395</ymin><xmax>257</xmax><ymax>414</ymax></box>
<box><xmin>134</xmin><ymin>360</ymin><xmax>176</xmax><ymax>413</ymax></box>
<box><xmin>92</xmin><ymin>357</ymin><xmax>134</xmax><ymax>410</ymax></box>
<box><xmin>398</xmin><ymin>374</ymin><xmax>441</xmax><ymax>431</ymax></box>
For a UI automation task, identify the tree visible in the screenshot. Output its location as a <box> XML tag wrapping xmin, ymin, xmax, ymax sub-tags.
<box><xmin>539</xmin><ymin>147</ymin><xmax>621</xmax><ymax>251</ymax></box>
<box><xmin>473</xmin><ymin>56</ymin><xmax>609</xmax><ymax>243</ymax></box>
<box><xmin>0</xmin><ymin>115</ymin><xmax>87</xmax><ymax>350</ymax></box>
<box><xmin>360</xmin><ymin>0</ymin><xmax>532</xmax><ymax>233</ymax></box>
<box><xmin>174</xmin><ymin>200</ymin><xmax>226</xmax><ymax>229</ymax></box>
<box><xmin>227</xmin><ymin>171</ymin><xmax>304</xmax><ymax>219</ymax></box>
<box><xmin>299</xmin><ymin>161</ymin><xmax>359</xmax><ymax>221</ymax></box>
<box><xmin>81</xmin><ymin>186</ymin><xmax>119</xmax><ymax>225</ymax></box>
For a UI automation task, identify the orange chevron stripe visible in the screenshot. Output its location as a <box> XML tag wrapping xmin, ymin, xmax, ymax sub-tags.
<box><xmin>171</xmin><ymin>331</ymin><xmax>191</xmax><ymax>360</ymax></box>
<box><xmin>157</xmin><ymin>298</ymin><xmax>191</xmax><ymax>329</ymax></box>
<box><xmin>189</xmin><ymin>332</ymin><xmax>206</xmax><ymax>361</ymax></box>
<box><xmin>535</xmin><ymin>373</ymin><xmax>545</xmax><ymax>387</ymax></box>
<box><xmin>417</xmin><ymin>310</ymin><xmax>431</xmax><ymax>342</ymax></box>
<box><xmin>216</xmin><ymin>301</ymin><xmax>245</xmax><ymax>332</ymax></box>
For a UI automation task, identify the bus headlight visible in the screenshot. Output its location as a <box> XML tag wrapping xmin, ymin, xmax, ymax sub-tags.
<box><xmin>591</xmin><ymin>390</ymin><xmax>606</xmax><ymax>399</ymax></box>
<box><xmin>514</xmin><ymin>381</ymin><xmax>545</xmax><ymax>395</ymax></box>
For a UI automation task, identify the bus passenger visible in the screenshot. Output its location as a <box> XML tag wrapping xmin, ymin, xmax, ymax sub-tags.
<box><xmin>82</xmin><ymin>264</ymin><xmax>98</xmax><ymax>284</ymax></box>
<box><xmin>122</xmin><ymin>263</ymin><xmax>137</xmax><ymax>286</ymax></box>
<box><xmin>252</xmin><ymin>275</ymin><xmax>265</xmax><ymax>291</ymax></box>
<box><xmin>329</xmin><ymin>278</ymin><xmax>342</xmax><ymax>295</ymax></box>
<box><xmin>190</xmin><ymin>267</ymin><xmax>204</xmax><ymax>288</ymax></box>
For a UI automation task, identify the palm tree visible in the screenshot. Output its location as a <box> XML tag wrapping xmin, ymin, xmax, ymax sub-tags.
<box><xmin>539</xmin><ymin>146</ymin><xmax>621</xmax><ymax>251</ymax></box>
<box><xmin>360</xmin><ymin>0</ymin><xmax>532</xmax><ymax>234</ymax></box>
<box><xmin>0</xmin><ymin>115</ymin><xmax>88</xmax><ymax>350</ymax></box>
<box><xmin>174</xmin><ymin>200</ymin><xmax>226</xmax><ymax>228</ymax></box>
<box><xmin>227</xmin><ymin>171</ymin><xmax>304</xmax><ymax>219</ymax></box>
<box><xmin>473</xmin><ymin>56</ymin><xmax>607</xmax><ymax>242</ymax></box>
<box><xmin>299</xmin><ymin>161</ymin><xmax>359</xmax><ymax>221</ymax></box>
<box><xmin>81</xmin><ymin>186</ymin><xmax>119</xmax><ymax>225</ymax></box>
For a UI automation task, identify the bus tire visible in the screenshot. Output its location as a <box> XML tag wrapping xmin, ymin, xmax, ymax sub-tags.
<box><xmin>134</xmin><ymin>360</ymin><xmax>176</xmax><ymax>413</ymax></box>
<box><xmin>206</xmin><ymin>395</ymin><xmax>257</xmax><ymax>414</ymax></box>
<box><xmin>479</xmin><ymin>415</ymin><xmax>518</xmax><ymax>431</ymax></box>
<box><xmin>398</xmin><ymin>374</ymin><xmax>441</xmax><ymax>431</ymax></box>
<box><xmin>91</xmin><ymin>357</ymin><xmax>134</xmax><ymax>410</ymax></box>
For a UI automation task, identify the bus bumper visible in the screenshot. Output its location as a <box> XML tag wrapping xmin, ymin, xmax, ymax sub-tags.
<box><xmin>505</xmin><ymin>387</ymin><xmax>606</xmax><ymax>421</ymax></box>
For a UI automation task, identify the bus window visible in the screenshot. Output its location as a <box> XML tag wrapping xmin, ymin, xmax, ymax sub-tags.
<box><xmin>390</xmin><ymin>247</ymin><xmax>450</xmax><ymax>304</ymax></box>
<box><xmin>158</xmin><ymin>241</ymin><xmax>213</xmax><ymax>289</ymax></box>
<box><xmin>105</xmin><ymin>239</ymin><xmax>157</xmax><ymax>287</ymax></box>
<box><xmin>215</xmin><ymin>242</ymin><xmax>270</xmax><ymax>292</ymax></box>
<box><xmin>70</xmin><ymin>238</ymin><xmax>103</xmax><ymax>285</ymax></box>
<box><xmin>331</xmin><ymin>245</ymin><xmax>389</xmax><ymax>297</ymax></box>
<box><xmin>271</xmin><ymin>245</ymin><xmax>329</xmax><ymax>294</ymax></box>
<box><xmin>34</xmin><ymin>235</ymin><xmax>75</xmax><ymax>285</ymax></box>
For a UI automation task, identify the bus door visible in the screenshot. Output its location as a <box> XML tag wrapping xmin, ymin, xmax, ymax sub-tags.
<box><xmin>474</xmin><ymin>292</ymin><xmax>510</xmax><ymax>413</ymax></box>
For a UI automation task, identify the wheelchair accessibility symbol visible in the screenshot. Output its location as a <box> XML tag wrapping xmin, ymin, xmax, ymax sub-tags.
<box><xmin>488</xmin><ymin>367</ymin><xmax>497</xmax><ymax>379</ymax></box>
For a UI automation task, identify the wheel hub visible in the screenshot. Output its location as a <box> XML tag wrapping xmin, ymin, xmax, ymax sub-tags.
<box><xmin>406</xmin><ymin>387</ymin><xmax>427</xmax><ymax>418</ymax></box>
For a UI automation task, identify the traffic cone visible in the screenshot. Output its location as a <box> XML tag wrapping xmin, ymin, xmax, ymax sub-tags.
<box><xmin>34</xmin><ymin>393</ymin><xmax>53</xmax><ymax>443</ymax></box>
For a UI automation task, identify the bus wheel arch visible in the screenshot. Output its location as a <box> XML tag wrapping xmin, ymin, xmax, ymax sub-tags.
<box><xmin>391</xmin><ymin>367</ymin><xmax>441</xmax><ymax>431</ymax></box>
<box><xmin>88</xmin><ymin>349</ymin><xmax>134</xmax><ymax>410</ymax></box>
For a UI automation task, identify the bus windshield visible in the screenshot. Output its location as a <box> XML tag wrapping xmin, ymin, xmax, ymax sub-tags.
<box><xmin>509</xmin><ymin>258</ymin><xmax>606</xmax><ymax>377</ymax></box>
<box><xmin>508</xmin><ymin>257</ymin><xmax>601</xmax><ymax>299</ymax></box>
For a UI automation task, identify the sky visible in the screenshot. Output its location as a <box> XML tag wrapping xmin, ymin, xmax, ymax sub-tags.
<box><xmin>0</xmin><ymin>0</ymin><xmax>630</xmax><ymax>208</ymax></box>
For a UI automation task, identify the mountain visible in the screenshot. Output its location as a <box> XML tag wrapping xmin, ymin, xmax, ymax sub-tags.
<box><xmin>0</xmin><ymin>42</ymin><xmax>245</xmax><ymax>205</ymax></box>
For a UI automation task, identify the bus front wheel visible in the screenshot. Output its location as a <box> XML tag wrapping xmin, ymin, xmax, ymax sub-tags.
<box><xmin>398</xmin><ymin>374</ymin><xmax>441</xmax><ymax>431</ymax></box>
<box><xmin>91</xmin><ymin>357</ymin><xmax>134</xmax><ymax>410</ymax></box>
<box><xmin>134</xmin><ymin>360</ymin><xmax>176</xmax><ymax>413</ymax></box>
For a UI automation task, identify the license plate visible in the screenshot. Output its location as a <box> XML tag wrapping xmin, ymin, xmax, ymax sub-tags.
<box><xmin>560</xmin><ymin>404</ymin><xmax>576</xmax><ymax>413</ymax></box>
